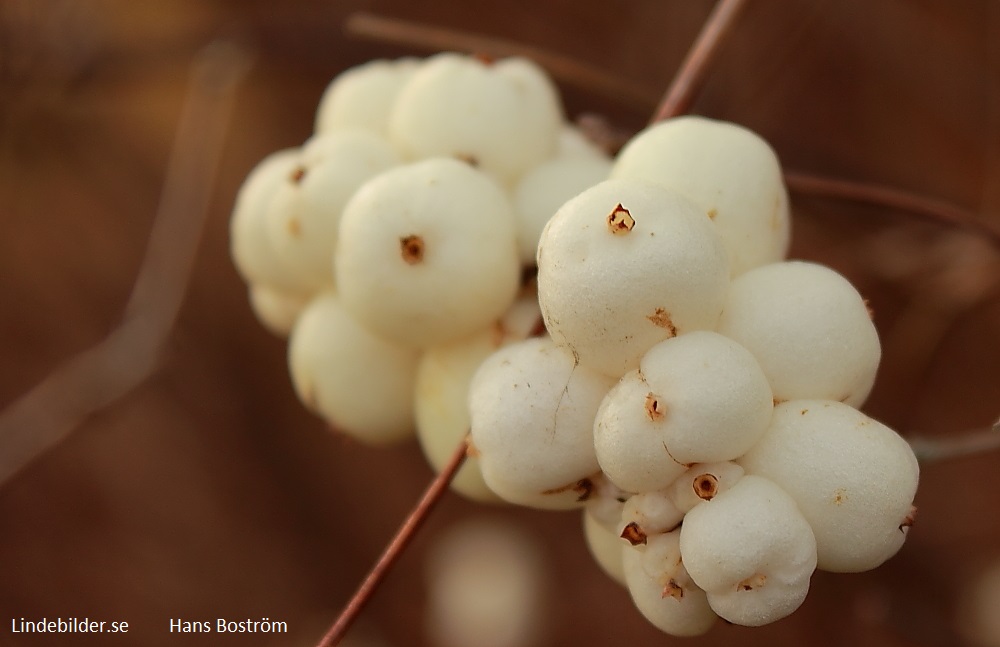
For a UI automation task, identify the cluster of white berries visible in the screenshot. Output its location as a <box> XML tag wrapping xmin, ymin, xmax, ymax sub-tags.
<box><xmin>230</xmin><ymin>53</ymin><xmax>610</xmax><ymax>500</ymax></box>
<box><xmin>230</xmin><ymin>53</ymin><xmax>919</xmax><ymax>635</ymax></box>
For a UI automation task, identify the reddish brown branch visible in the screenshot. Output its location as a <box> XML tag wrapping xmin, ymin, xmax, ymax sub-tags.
<box><xmin>316</xmin><ymin>433</ymin><xmax>470</xmax><ymax>647</ymax></box>
<box><xmin>785</xmin><ymin>170</ymin><xmax>1000</xmax><ymax>246</ymax></box>
<box><xmin>344</xmin><ymin>12</ymin><xmax>659</xmax><ymax>107</ymax></box>
<box><xmin>650</xmin><ymin>0</ymin><xmax>748</xmax><ymax>123</ymax></box>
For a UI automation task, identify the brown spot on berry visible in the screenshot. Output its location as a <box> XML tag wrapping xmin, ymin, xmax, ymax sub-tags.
<box><xmin>662</xmin><ymin>579</ymin><xmax>684</xmax><ymax>600</ymax></box>
<box><xmin>644</xmin><ymin>393</ymin><xmax>665</xmax><ymax>421</ymax></box>
<box><xmin>646</xmin><ymin>308</ymin><xmax>677</xmax><ymax>335</ymax></box>
<box><xmin>693</xmin><ymin>473</ymin><xmax>719</xmax><ymax>500</ymax></box>
<box><xmin>454</xmin><ymin>153</ymin><xmax>479</xmax><ymax>167</ymax></box>
<box><xmin>287</xmin><ymin>217</ymin><xmax>302</xmax><ymax>238</ymax></box>
<box><xmin>400</xmin><ymin>235</ymin><xmax>425</xmax><ymax>265</ymax></box>
<box><xmin>621</xmin><ymin>522</ymin><xmax>647</xmax><ymax>546</ymax></box>
<box><xmin>899</xmin><ymin>506</ymin><xmax>917</xmax><ymax>533</ymax></box>
<box><xmin>773</xmin><ymin>397</ymin><xmax>786</xmax><ymax>406</ymax></box>
<box><xmin>473</xmin><ymin>52</ymin><xmax>496</xmax><ymax>65</ymax></box>
<box><xmin>833</xmin><ymin>488</ymin><xmax>847</xmax><ymax>505</ymax></box>
<box><xmin>707</xmin><ymin>208</ymin><xmax>718</xmax><ymax>220</ymax></box>
<box><xmin>800</xmin><ymin>408</ymin><xmax>809</xmax><ymax>415</ymax></box>
<box><xmin>738</xmin><ymin>573</ymin><xmax>767</xmax><ymax>591</ymax></box>
<box><xmin>290</xmin><ymin>165</ymin><xmax>307</xmax><ymax>184</ymax></box>
<box><xmin>607</xmin><ymin>203</ymin><xmax>635</xmax><ymax>234</ymax></box>
<box><xmin>574</xmin><ymin>478</ymin><xmax>594</xmax><ymax>502</ymax></box>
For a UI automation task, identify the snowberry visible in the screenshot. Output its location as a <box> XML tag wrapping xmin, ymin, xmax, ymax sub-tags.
<box><xmin>467</xmin><ymin>337</ymin><xmax>615</xmax><ymax>509</ymax></box>
<box><xmin>315</xmin><ymin>57</ymin><xmax>420</xmax><ymax>136</ymax></box>
<box><xmin>230</xmin><ymin>149</ymin><xmax>325</xmax><ymax>294</ymax></box>
<box><xmin>512</xmin><ymin>155</ymin><xmax>612</xmax><ymax>266</ymax></box>
<box><xmin>388</xmin><ymin>53</ymin><xmax>563</xmax><ymax>184</ymax></box>
<box><xmin>583</xmin><ymin>509</ymin><xmax>627</xmax><ymax>586</ymax></box>
<box><xmin>247</xmin><ymin>284</ymin><xmax>310</xmax><ymax>337</ymax></box>
<box><xmin>593</xmin><ymin>331</ymin><xmax>772</xmax><ymax>492</ymax></box>
<box><xmin>335</xmin><ymin>157</ymin><xmax>520</xmax><ymax>348</ymax></box>
<box><xmin>414</xmin><ymin>288</ymin><xmax>541</xmax><ymax>503</ymax></box>
<box><xmin>739</xmin><ymin>400</ymin><xmax>919</xmax><ymax>572</ymax></box>
<box><xmin>287</xmin><ymin>293</ymin><xmax>420</xmax><ymax>444</ymax></box>
<box><xmin>716</xmin><ymin>260</ymin><xmax>881</xmax><ymax>407</ymax></box>
<box><xmin>622</xmin><ymin>530</ymin><xmax>717</xmax><ymax>636</ymax></box>
<box><xmin>679</xmin><ymin>475</ymin><xmax>817</xmax><ymax>626</ymax></box>
<box><xmin>611</xmin><ymin>115</ymin><xmax>790</xmax><ymax>276</ymax></box>
<box><xmin>537</xmin><ymin>178</ymin><xmax>730</xmax><ymax>377</ymax></box>
<box><xmin>266</xmin><ymin>130</ymin><xmax>399</xmax><ymax>285</ymax></box>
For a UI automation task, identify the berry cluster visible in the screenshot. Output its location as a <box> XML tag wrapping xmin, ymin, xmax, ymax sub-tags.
<box><xmin>469</xmin><ymin>120</ymin><xmax>919</xmax><ymax>633</ymax></box>
<box><xmin>230</xmin><ymin>53</ymin><xmax>610</xmax><ymax>499</ymax></box>
<box><xmin>230</xmin><ymin>53</ymin><xmax>919</xmax><ymax>635</ymax></box>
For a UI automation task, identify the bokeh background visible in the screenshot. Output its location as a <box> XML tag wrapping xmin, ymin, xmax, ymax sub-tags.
<box><xmin>1</xmin><ymin>1</ymin><xmax>999</xmax><ymax>645</ymax></box>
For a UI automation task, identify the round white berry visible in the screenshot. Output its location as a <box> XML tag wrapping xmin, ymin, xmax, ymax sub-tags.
<box><xmin>266</xmin><ymin>130</ymin><xmax>399</xmax><ymax>285</ymax></box>
<box><xmin>716</xmin><ymin>260</ymin><xmax>881</xmax><ymax>407</ymax></box>
<box><xmin>594</xmin><ymin>331</ymin><xmax>772</xmax><ymax>492</ymax></box>
<box><xmin>622</xmin><ymin>531</ymin><xmax>717</xmax><ymax>636</ymax></box>
<box><xmin>468</xmin><ymin>337</ymin><xmax>615</xmax><ymax>509</ymax></box>
<box><xmin>414</xmin><ymin>288</ymin><xmax>541</xmax><ymax>503</ymax></box>
<box><xmin>230</xmin><ymin>149</ymin><xmax>324</xmax><ymax>294</ymax></box>
<box><xmin>611</xmin><ymin>115</ymin><xmax>790</xmax><ymax>276</ymax></box>
<box><xmin>583</xmin><ymin>509</ymin><xmax>627</xmax><ymax>586</ymax></box>
<box><xmin>739</xmin><ymin>400</ymin><xmax>919</xmax><ymax>573</ymax></box>
<box><xmin>537</xmin><ymin>178</ymin><xmax>730</xmax><ymax>377</ymax></box>
<box><xmin>512</xmin><ymin>155</ymin><xmax>611</xmax><ymax>265</ymax></box>
<box><xmin>335</xmin><ymin>157</ymin><xmax>520</xmax><ymax>348</ymax></box>
<box><xmin>247</xmin><ymin>284</ymin><xmax>310</xmax><ymax>337</ymax></box>
<box><xmin>315</xmin><ymin>57</ymin><xmax>420</xmax><ymax>136</ymax></box>
<box><xmin>679</xmin><ymin>475</ymin><xmax>817</xmax><ymax>627</ymax></box>
<box><xmin>388</xmin><ymin>53</ymin><xmax>563</xmax><ymax>184</ymax></box>
<box><xmin>287</xmin><ymin>293</ymin><xmax>420</xmax><ymax>444</ymax></box>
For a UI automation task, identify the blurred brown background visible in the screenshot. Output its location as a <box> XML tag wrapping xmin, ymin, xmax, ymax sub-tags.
<box><xmin>1</xmin><ymin>1</ymin><xmax>999</xmax><ymax>645</ymax></box>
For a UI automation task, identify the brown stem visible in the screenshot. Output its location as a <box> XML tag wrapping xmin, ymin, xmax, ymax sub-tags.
<box><xmin>0</xmin><ymin>40</ymin><xmax>249</xmax><ymax>487</ymax></box>
<box><xmin>316</xmin><ymin>433</ymin><xmax>470</xmax><ymax>647</ymax></box>
<box><xmin>650</xmin><ymin>0</ymin><xmax>748</xmax><ymax>123</ymax></box>
<box><xmin>785</xmin><ymin>170</ymin><xmax>1000</xmax><ymax>246</ymax></box>
<box><xmin>344</xmin><ymin>12</ymin><xmax>658</xmax><ymax>107</ymax></box>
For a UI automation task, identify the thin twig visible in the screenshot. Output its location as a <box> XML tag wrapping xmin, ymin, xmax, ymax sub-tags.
<box><xmin>909</xmin><ymin>422</ymin><xmax>1000</xmax><ymax>463</ymax></box>
<box><xmin>317</xmin><ymin>433</ymin><xmax>470</xmax><ymax>647</ymax></box>
<box><xmin>785</xmin><ymin>170</ymin><xmax>1000</xmax><ymax>247</ymax></box>
<box><xmin>0</xmin><ymin>41</ymin><xmax>250</xmax><ymax>487</ymax></box>
<box><xmin>344</xmin><ymin>12</ymin><xmax>659</xmax><ymax>107</ymax></box>
<box><xmin>650</xmin><ymin>0</ymin><xmax>748</xmax><ymax>122</ymax></box>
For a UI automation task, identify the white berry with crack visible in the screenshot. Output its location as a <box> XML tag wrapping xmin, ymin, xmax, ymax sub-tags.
<box><xmin>593</xmin><ymin>331</ymin><xmax>772</xmax><ymax>492</ymax></box>
<box><xmin>467</xmin><ymin>337</ymin><xmax>615</xmax><ymax>509</ymax></box>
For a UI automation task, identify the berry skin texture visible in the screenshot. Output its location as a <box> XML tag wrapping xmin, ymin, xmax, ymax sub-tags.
<box><xmin>739</xmin><ymin>400</ymin><xmax>919</xmax><ymax>573</ymax></box>
<box><xmin>611</xmin><ymin>115</ymin><xmax>791</xmax><ymax>276</ymax></box>
<box><xmin>716</xmin><ymin>260</ymin><xmax>882</xmax><ymax>407</ymax></box>
<box><xmin>622</xmin><ymin>530</ymin><xmax>717</xmax><ymax>636</ymax></box>
<box><xmin>679</xmin><ymin>475</ymin><xmax>818</xmax><ymax>627</ymax></box>
<box><xmin>247</xmin><ymin>284</ymin><xmax>310</xmax><ymax>337</ymax></box>
<box><xmin>467</xmin><ymin>337</ymin><xmax>616</xmax><ymax>510</ymax></box>
<box><xmin>287</xmin><ymin>293</ymin><xmax>420</xmax><ymax>444</ymax></box>
<box><xmin>537</xmin><ymin>178</ymin><xmax>730</xmax><ymax>378</ymax></box>
<box><xmin>594</xmin><ymin>331</ymin><xmax>772</xmax><ymax>493</ymax></box>
<box><xmin>388</xmin><ymin>53</ymin><xmax>563</xmax><ymax>184</ymax></box>
<box><xmin>334</xmin><ymin>157</ymin><xmax>520</xmax><ymax>349</ymax></box>
<box><xmin>314</xmin><ymin>57</ymin><xmax>421</xmax><ymax>136</ymax></box>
